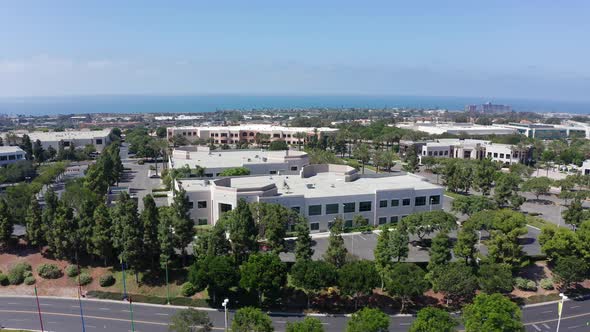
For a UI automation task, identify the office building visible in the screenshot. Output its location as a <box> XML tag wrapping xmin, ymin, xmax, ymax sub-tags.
<box><xmin>396</xmin><ymin>122</ymin><xmax>517</xmax><ymax>136</ymax></box>
<box><xmin>0</xmin><ymin>146</ymin><xmax>26</xmax><ymax>166</ymax></box>
<box><xmin>419</xmin><ymin>138</ymin><xmax>532</xmax><ymax>165</ymax></box>
<box><xmin>173</xmin><ymin>164</ymin><xmax>444</xmax><ymax>231</ymax></box>
<box><xmin>4</xmin><ymin>129</ymin><xmax>112</xmax><ymax>152</ymax></box>
<box><xmin>169</xmin><ymin>147</ymin><xmax>309</xmax><ymax>177</ymax></box>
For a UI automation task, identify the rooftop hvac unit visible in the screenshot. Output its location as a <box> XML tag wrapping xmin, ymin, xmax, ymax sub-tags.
<box><xmin>306</xmin><ymin>183</ymin><xmax>315</xmax><ymax>189</ymax></box>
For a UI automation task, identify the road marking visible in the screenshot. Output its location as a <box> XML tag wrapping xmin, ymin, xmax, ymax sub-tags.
<box><xmin>86</xmin><ymin>325</ymin><xmax>97</xmax><ymax>328</ymax></box>
<box><xmin>154</xmin><ymin>313</ymin><xmax>169</xmax><ymax>316</ymax></box>
<box><xmin>541</xmin><ymin>310</ymin><xmax>553</xmax><ymax>313</ymax></box>
<box><xmin>71</xmin><ymin>305</ymin><xmax>79</xmax><ymax>308</ymax></box>
<box><xmin>0</xmin><ymin>309</ymin><xmax>225</xmax><ymax>330</ymax></box>
<box><xmin>6</xmin><ymin>302</ymin><xmax>19</xmax><ymax>305</ymax></box>
<box><xmin>7</xmin><ymin>318</ymin><xmax>29</xmax><ymax>322</ymax></box>
<box><xmin>358</xmin><ymin>234</ymin><xmax>367</xmax><ymax>240</ymax></box>
<box><xmin>524</xmin><ymin>311</ymin><xmax>590</xmax><ymax>327</ymax></box>
<box><xmin>570</xmin><ymin>305</ymin><xmax>580</xmax><ymax>308</ymax></box>
<box><xmin>542</xmin><ymin>323</ymin><xmax>551</xmax><ymax>329</ymax></box>
<box><xmin>399</xmin><ymin>323</ymin><xmax>410</xmax><ymax>325</ymax></box>
<box><xmin>568</xmin><ymin>325</ymin><xmax>583</xmax><ymax>329</ymax></box>
<box><xmin>99</xmin><ymin>307</ymin><xmax>110</xmax><ymax>311</ymax></box>
<box><xmin>531</xmin><ymin>324</ymin><xmax>541</xmax><ymax>331</ymax></box>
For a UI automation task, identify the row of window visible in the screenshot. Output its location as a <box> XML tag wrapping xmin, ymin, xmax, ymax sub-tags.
<box><xmin>309</xmin><ymin>215</ymin><xmax>408</xmax><ymax>231</ymax></box>
<box><xmin>0</xmin><ymin>154</ymin><xmax>24</xmax><ymax>161</ymax></box>
<box><xmin>424</xmin><ymin>150</ymin><xmax>449</xmax><ymax>157</ymax></box>
<box><xmin>487</xmin><ymin>152</ymin><xmax>518</xmax><ymax>159</ymax></box>
<box><xmin>304</xmin><ymin>195</ymin><xmax>440</xmax><ymax>216</ymax></box>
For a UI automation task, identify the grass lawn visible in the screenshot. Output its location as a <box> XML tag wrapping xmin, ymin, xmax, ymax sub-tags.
<box><xmin>444</xmin><ymin>190</ymin><xmax>467</xmax><ymax>200</ymax></box>
<box><xmin>104</xmin><ymin>268</ymin><xmax>189</xmax><ymax>298</ymax></box>
<box><xmin>526</xmin><ymin>216</ymin><xmax>551</xmax><ymax>229</ymax></box>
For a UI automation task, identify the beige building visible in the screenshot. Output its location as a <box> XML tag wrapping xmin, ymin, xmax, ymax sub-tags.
<box><xmin>173</xmin><ymin>164</ymin><xmax>444</xmax><ymax>232</ymax></box>
<box><xmin>420</xmin><ymin>139</ymin><xmax>532</xmax><ymax>165</ymax></box>
<box><xmin>4</xmin><ymin>129</ymin><xmax>112</xmax><ymax>152</ymax></box>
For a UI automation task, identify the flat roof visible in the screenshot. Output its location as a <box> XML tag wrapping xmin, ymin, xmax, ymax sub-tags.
<box><xmin>171</xmin><ymin>149</ymin><xmax>307</xmax><ymax>169</ymax></box>
<box><xmin>170</xmin><ymin>124</ymin><xmax>338</xmax><ymax>132</ymax></box>
<box><xmin>7</xmin><ymin>128</ymin><xmax>112</xmax><ymax>141</ymax></box>
<box><xmin>0</xmin><ymin>146</ymin><xmax>25</xmax><ymax>154</ymax></box>
<box><xmin>181</xmin><ymin>172</ymin><xmax>441</xmax><ymax>198</ymax></box>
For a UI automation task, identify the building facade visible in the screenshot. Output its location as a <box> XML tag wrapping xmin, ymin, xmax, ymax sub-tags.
<box><xmin>0</xmin><ymin>146</ymin><xmax>26</xmax><ymax>166</ymax></box>
<box><xmin>419</xmin><ymin>139</ymin><xmax>532</xmax><ymax>165</ymax></box>
<box><xmin>4</xmin><ymin>129</ymin><xmax>112</xmax><ymax>152</ymax></box>
<box><xmin>173</xmin><ymin>164</ymin><xmax>444</xmax><ymax>232</ymax></box>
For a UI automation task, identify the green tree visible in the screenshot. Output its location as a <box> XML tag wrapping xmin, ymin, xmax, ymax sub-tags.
<box><xmin>0</xmin><ymin>199</ymin><xmax>13</xmax><ymax>248</ymax></box>
<box><xmin>493</xmin><ymin>173</ymin><xmax>524</xmax><ymax>209</ymax></box>
<box><xmin>346</xmin><ymin>307</ymin><xmax>389</xmax><ymax>332</ymax></box>
<box><xmin>323</xmin><ymin>220</ymin><xmax>348</xmax><ymax>268</ymax></box>
<box><xmin>232</xmin><ymin>307</ymin><xmax>274</xmax><ymax>332</ymax></box>
<box><xmin>403</xmin><ymin>145</ymin><xmax>419</xmax><ymax>173</ymax></box>
<box><xmin>219</xmin><ymin>167</ymin><xmax>251</xmax><ymax>176</ymax></box>
<box><xmin>473</xmin><ymin>158</ymin><xmax>498</xmax><ymax>195</ymax></box>
<box><xmin>401</xmin><ymin>211</ymin><xmax>457</xmax><ymax>241</ymax></box>
<box><xmin>427</xmin><ymin>232</ymin><xmax>452</xmax><ymax>271</ymax></box>
<box><xmin>155</xmin><ymin>127</ymin><xmax>167</xmax><ymax>138</ymax></box>
<box><xmin>91</xmin><ymin>203</ymin><xmax>114</xmax><ymax>266</ymax></box>
<box><xmin>430</xmin><ymin>262</ymin><xmax>478</xmax><ymax>304</ymax></box>
<box><xmin>46</xmin><ymin>203</ymin><xmax>78</xmax><ymax>260</ymax></box>
<box><xmin>239</xmin><ymin>252</ymin><xmax>286</xmax><ymax>304</ymax></box>
<box><xmin>290</xmin><ymin>260</ymin><xmax>337</xmax><ymax>308</ymax></box>
<box><xmin>538</xmin><ymin>225</ymin><xmax>580</xmax><ymax>261</ymax></box>
<box><xmin>268</xmin><ymin>140</ymin><xmax>289</xmax><ymax>151</ymax></box>
<box><xmin>111</xmin><ymin>193</ymin><xmax>143</xmax><ymax>279</ymax></box>
<box><xmin>171</xmin><ymin>188</ymin><xmax>195</xmax><ymax>263</ymax></box>
<box><xmin>454</xmin><ymin>226</ymin><xmax>478</xmax><ymax>265</ymax></box>
<box><xmin>463</xmin><ymin>293</ymin><xmax>524</xmax><ymax>332</ymax></box>
<box><xmin>286</xmin><ymin>317</ymin><xmax>324</xmax><ymax>332</ymax></box>
<box><xmin>451</xmin><ymin>195</ymin><xmax>496</xmax><ymax>216</ymax></box>
<box><xmin>562</xmin><ymin>198</ymin><xmax>587</xmax><ymax>230</ymax></box>
<box><xmin>189</xmin><ymin>255</ymin><xmax>239</xmax><ymax>304</ymax></box>
<box><xmin>389</xmin><ymin>226</ymin><xmax>409</xmax><ymax>262</ymax></box>
<box><xmin>221</xmin><ymin>199</ymin><xmax>258</xmax><ymax>264</ymax></box>
<box><xmin>553</xmin><ymin>255</ymin><xmax>588</xmax><ymax>289</ymax></box>
<box><xmin>250</xmin><ymin>203</ymin><xmax>296</xmax><ymax>254</ymax></box>
<box><xmin>374</xmin><ymin>227</ymin><xmax>393</xmax><ymax>287</ymax></box>
<box><xmin>25</xmin><ymin>197</ymin><xmax>44</xmax><ymax>249</ymax></box>
<box><xmin>294</xmin><ymin>217</ymin><xmax>314</xmax><ymax>261</ymax></box>
<box><xmin>141</xmin><ymin>195</ymin><xmax>160</xmax><ymax>270</ymax></box>
<box><xmin>338</xmin><ymin>260</ymin><xmax>379</xmax><ymax>309</ymax></box>
<box><xmin>168</xmin><ymin>308</ymin><xmax>212</xmax><ymax>332</ymax></box>
<box><xmin>478</xmin><ymin>263</ymin><xmax>513</xmax><ymax>294</ymax></box>
<box><xmin>32</xmin><ymin>139</ymin><xmax>46</xmax><ymax>162</ymax></box>
<box><xmin>19</xmin><ymin>134</ymin><xmax>33</xmax><ymax>159</ymax></box>
<box><xmin>409</xmin><ymin>307</ymin><xmax>457</xmax><ymax>332</ymax></box>
<box><xmin>385</xmin><ymin>263</ymin><xmax>429</xmax><ymax>313</ymax></box>
<box><xmin>157</xmin><ymin>206</ymin><xmax>176</xmax><ymax>269</ymax></box>
<box><xmin>353</xmin><ymin>143</ymin><xmax>371</xmax><ymax>174</ymax></box>
<box><xmin>522</xmin><ymin>176</ymin><xmax>553</xmax><ymax>200</ymax></box>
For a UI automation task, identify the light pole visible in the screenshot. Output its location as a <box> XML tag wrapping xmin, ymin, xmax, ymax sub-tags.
<box><xmin>557</xmin><ymin>293</ymin><xmax>568</xmax><ymax>332</ymax></box>
<box><xmin>222</xmin><ymin>298</ymin><xmax>229</xmax><ymax>332</ymax></box>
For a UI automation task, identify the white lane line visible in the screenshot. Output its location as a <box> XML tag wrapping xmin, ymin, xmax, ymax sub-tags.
<box><xmin>570</xmin><ymin>305</ymin><xmax>581</xmax><ymax>308</ymax></box>
<box><xmin>122</xmin><ymin>309</ymin><xmax>130</xmax><ymax>312</ymax></box>
<box><xmin>399</xmin><ymin>323</ymin><xmax>410</xmax><ymax>325</ymax></box>
<box><xmin>7</xmin><ymin>318</ymin><xmax>30</xmax><ymax>322</ymax></box>
<box><xmin>568</xmin><ymin>325</ymin><xmax>583</xmax><ymax>329</ymax></box>
<box><xmin>99</xmin><ymin>307</ymin><xmax>110</xmax><ymax>311</ymax></box>
<box><xmin>40</xmin><ymin>304</ymin><xmax>51</xmax><ymax>306</ymax></box>
<box><xmin>71</xmin><ymin>305</ymin><xmax>80</xmax><ymax>308</ymax></box>
<box><xmin>155</xmin><ymin>313</ymin><xmax>169</xmax><ymax>316</ymax></box>
<box><xmin>531</xmin><ymin>324</ymin><xmax>541</xmax><ymax>331</ymax></box>
<box><xmin>6</xmin><ymin>302</ymin><xmax>19</xmax><ymax>305</ymax></box>
<box><xmin>541</xmin><ymin>310</ymin><xmax>553</xmax><ymax>313</ymax></box>
<box><xmin>358</xmin><ymin>234</ymin><xmax>367</xmax><ymax>240</ymax></box>
<box><xmin>542</xmin><ymin>323</ymin><xmax>551</xmax><ymax>329</ymax></box>
<box><xmin>86</xmin><ymin>325</ymin><xmax>97</xmax><ymax>329</ymax></box>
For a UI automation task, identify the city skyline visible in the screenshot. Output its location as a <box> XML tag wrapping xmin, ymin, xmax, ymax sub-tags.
<box><xmin>1</xmin><ymin>1</ymin><xmax>589</xmax><ymax>101</ymax></box>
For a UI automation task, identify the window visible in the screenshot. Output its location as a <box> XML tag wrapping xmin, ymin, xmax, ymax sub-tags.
<box><xmin>326</xmin><ymin>203</ymin><xmax>339</xmax><ymax>215</ymax></box>
<box><xmin>487</xmin><ymin>152</ymin><xmax>492</xmax><ymax>157</ymax></box>
<box><xmin>402</xmin><ymin>198</ymin><xmax>411</xmax><ymax>206</ymax></box>
<box><xmin>205</xmin><ymin>173</ymin><xmax>213</xmax><ymax>177</ymax></box>
<box><xmin>345</xmin><ymin>220</ymin><xmax>353</xmax><ymax>228</ymax></box>
<box><xmin>269</xmin><ymin>170</ymin><xmax>277</xmax><ymax>175</ymax></box>
<box><xmin>430</xmin><ymin>195</ymin><xmax>441</xmax><ymax>205</ymax></box>
<box><xmin>444</xmin><ymin>150</ymin><xmax>449</xmax><ymax>156</ymax></box>
<box><xmin>500</xmin><ymin>153</ymin><xmax>505</xmax><ymax>158</ymax></box>
<box><xmin>493</xmin><ymin>153</ymin><xmax>498</xmax><ymax>158</ymax></box>
<box><xmin>291</xmin><ymin>206</ymin><xmax>300</xmax><ymax>213</ymax></box>
<box><xmin>96</xmin><ymin>139</ymin><xmax>103</xmax><ymax>145</ymax></box>
<box><xmin>310</xmin><ymin>223</ymin><xmax>319</xmax><ymax>231</ymax></box>
<box><xmin>308</xmin><ymin>205</ymin><xmax>322</xmax><ymax>216</ymax></box>
<box><xmin>187</xmin><ymin>201</ymin><xmax>194</xmax><ymax>209</ymax></box>
<box><xmin>391</xmin><ymin>199</ymin><xmax>399</xmax><ymax>207</ymax></box>
<box><xmin>197</xmin><ymin>219</ymin><xmax>208</xmax><ymax>225</ymax></box>
<box><xmin>290</xmin><ymin>166</ymin><xmax>298</xmax><ymax>171</ymax></box>
<box><xmin>390</xmin><ymin>216</ymin><xmax>398</xmax><ymax>223</ymax></box>
<box><xmin>428</xmin><ymin>151</ymin><xmax>432</xmax><ymax>156</ymax></box>
<box><xmin>415</xmin><ymin>196</ymin><xmax>426</xmax><ymax>206</ymax></box>
<box><xmin>219</xmin><ymin>203</ymin><xmax>232</xmax><ymax>213</ymax></box>
<box><xmin>379</xmin><ymin>200</ymin><xmax>388</xmax><ymax>208</ymax></box>
<box><xmin>197</xmin><ymin>201</ymin><xmax>207</xmax><ymax>209</ymax></box>
<box><xmin>343</xmin><ymin>202</ymin><xmax>355</xmax><ymax>213</ymax></box>
<box><xmin>273</xmin><ymin>134</ymin><xmax>280</xmax><ymax>138</ymax></box>
<box><xmin>378</xmin><ymin>217</ymin><xmax>387</xmax><ymax>225</ymax></box>
<box><xmin>359</xmin><ymin>201</ymin><xmax>372</xmax><ymax>212</ymax></box>
<box><xmin>0</xmin><ymin>156</ymin><xmax>6</xmax><ymax>161</ymax></box>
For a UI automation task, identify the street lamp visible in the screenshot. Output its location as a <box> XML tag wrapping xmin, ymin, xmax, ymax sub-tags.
<box><xmin>557</xmin><ymin>293</ymin><xmax>568</xmax><ymax>332</ymax></box>
<box><xmin>222</xmin><ymin>298</ymin><xmax>229</xmax><ymax>332</ymax></box>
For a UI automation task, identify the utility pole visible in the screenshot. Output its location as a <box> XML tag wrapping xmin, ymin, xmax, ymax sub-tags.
<box><xmin>34</xmin><ymin>286</ymin><xmax>45</xmax><ymax>332</ymax></box>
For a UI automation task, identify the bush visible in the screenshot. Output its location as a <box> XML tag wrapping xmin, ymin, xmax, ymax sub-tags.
<box><xmin>23</xmin><ymin>270</ymin><xmax>33</xmax><ymax>278</ymax></box>
<box><xmin>8</xmin><ymin>262</ymin><xmax>32</xmax><ymax>285</ymax></box>
<box><xmin>540</xmin><ymin>278</ymin><xmax>554</xmax><ymax>290</ymax></box>
<box><xmin>37</xmin><ymin>264</ymin><xmax>62</xmax><ymax>279</ymax></box>
<box><xmin>0</xmin><ymin>273</ymin><xmax>8</xmax><ymax>286</ymax></box>
<box><xmin>514</xmin><ymin>277</ymin><xmax>537</xmax><ymax>291</ymax></box>
<box><xmin>181</xmin><ymin>282</ymin><xmax>197</xmax><ymax>297</ymax></box>
<box><xmin>78</xmin><ymin>273</ymin><xmax>92</xmax><ymax>286</ymax></box>
<box><xmin>24</xmin><ymin>276</ymin><xmax>36</xmax><ymax>285</ymax></box>
<box><xmin>65</xmin><ymin>265</ymin><xmax>80</xmax><ymax>277</ymax></box>
<box><xmin>99</xmin><ymin>274</ymin><xmax>116</xmax><ymax>287</ymax></box>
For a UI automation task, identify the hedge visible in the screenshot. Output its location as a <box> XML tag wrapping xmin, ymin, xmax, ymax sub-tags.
<box><xmin>181</xmin><ymin>282</ymin><xmax>197</xmax><ymax>297</ymax></box>
<box><xmin>78</xmin><ymin>273</ymin><xmax>92</xmax><ymax>286</ymax></box>
<box><xmin>86</xmin><ymin>291</ymin><xmax>209</xmax><ymax>307</ymax></box>
<box><xmin>8</xmin><ymin>262</ymin><xmax>32</xmax><ymax>285</ymax></box>
<box><xmin>24</xmin><ymin>276</ymin><xmax>36</xmax><ymax>285</ymax></box>
<box><xmin>65</xmin><ymin>265</ymin><xmax>80</xmax><ymax>278</ymax></box>
<box><xmin>99</xmin><ymin>274</ymin><xmax>116</xmax><ymax>287</ymax></box>
<box><xmin>37</xmin><ymin>264</ymin><xmax>62</xmax><ymax>279</ymax></box>
<box><xmin>0</xmin><ymin>273</ymin><xmax>8</xmax><ymax>286</ymax></box>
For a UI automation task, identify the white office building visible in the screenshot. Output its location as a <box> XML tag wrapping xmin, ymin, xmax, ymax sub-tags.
<box><xmin>169</xmin><ymin>147</ymin><xmax>310</xmax><ymax>177</ymax></box>
<box><xmin>173</xmin><ymin>164</ymin><xmax>444</xmax><ymax>232</ymax></box>
<box><xmin>0</xmin><ymin>146</ymin><xmax>26</xmax><ymax>166</ymax></box>
<box><xmin>420</xmin><ymin>139</ymin><xmax>532</xmax><ymax>165</ymax></box>
<box><xmin>395</xmin><ymin>122</ymin><xmax>517</xmax><ymax>136</ymax></box>
<box><xmin>4</xmin><ymin>129</ymin><xmax>112</xmax><ymax>152</ymax></box>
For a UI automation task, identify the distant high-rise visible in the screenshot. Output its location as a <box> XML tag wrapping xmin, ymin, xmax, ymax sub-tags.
<box><xmin>465</xmin><ymin>102</ymin><xmax>511</xmax><ymax>113</ymax></box>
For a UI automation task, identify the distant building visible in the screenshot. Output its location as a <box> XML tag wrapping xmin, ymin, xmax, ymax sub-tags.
<box><xmin>0</xmin><ymin>146</ymin><xmax>26</xmax><ymax>166</ymax></box>
<box><xmin>173</xmin><ymin>164</ymin><xmax>444</xmax><ymax>231</ymax></box>
<box><xmin>500</xmin><ymin>123</ymin><xmax>586</xmax><ymax>140</ymax></box>
<box><xmin>166</xmin><ymin>124</ymin><xmax>338</xmax><ymax>145</ymax></box>
<box><xmin>169</xmin><ymin>147</ymin><xmax>309</xmax><ymax>177</ymax></box>
<box><xmin>395</xmin><ymin>122</ymin><xmax>517</xmax><ymax>136</ymax></box>
<box><xmin>417</xmin><ymin>138</ymin><xmax>533</xmax><ymax>165</ymax></box>
<box><xmin>3</xmin><ymin>129</ymin><xmax>112</xmax><ymax>152</ymax></box>
<box><xmin>465</xmin><ymin>102</ymin><xmax>511</xmax><ymax>113</ymax></box>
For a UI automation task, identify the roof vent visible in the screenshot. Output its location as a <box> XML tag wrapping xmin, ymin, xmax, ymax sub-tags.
<box><xmin>330</xmin><ymin>184</ymin><xmax>335</xmax><ymax>188</ymax></box>
<box><xmin>306</xmin><ymin>183</ymin><xmax>315</xmax><ymax>189</ymax></box>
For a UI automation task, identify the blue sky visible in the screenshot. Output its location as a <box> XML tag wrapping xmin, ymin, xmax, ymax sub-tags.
<box><xmin>1</xmin><ymin>0</ymin><xmax>589</xmax><ymax>100</ymax></box>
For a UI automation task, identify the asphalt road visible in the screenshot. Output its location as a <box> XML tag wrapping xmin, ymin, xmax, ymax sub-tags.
<box><xmin>1</xmin><ymin>296</ymin><xmax>590</xmax><ymax>332</ymax></box>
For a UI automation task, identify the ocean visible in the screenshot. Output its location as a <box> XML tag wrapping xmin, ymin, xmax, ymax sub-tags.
<box><xmin>0</xmin><ymin>95</ymin><xmax>588</xmax><ymax>116</ymax></box>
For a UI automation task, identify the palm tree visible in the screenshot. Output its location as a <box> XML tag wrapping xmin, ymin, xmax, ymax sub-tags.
<box><xmin>293</xmin><ymin>132</ymin><xmax>307</xmax><ymax>150</ymax></box>
<box><xmin>354</xmin><ymin>143</ymin><xmax>371</xmax><ymax>174</ymax></box>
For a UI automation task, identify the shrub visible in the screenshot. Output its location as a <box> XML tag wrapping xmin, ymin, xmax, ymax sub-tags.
<box><xmin>24</xmin><ymin>276</ymin><xmax>36</xmax><ymax>285</ymax></box>
<box><xmin>65</xmin><ymin>265</ymin><xmax>80</xmax><ymax>277</ymax></box>
<box><xmin>0</xmin><ymin>273</ymin><xmax>8</xmax><ymax>286</ymax></box>
<box><xmin>8</xmin><ymin>263</ymin><xmax>32</xmax><ymax>285</ymax></box>
<box><xmin>99</xmin><ymin>274</ymin><xmax>116</xmax><ymax>287</ymax></box>
<box><xmin>78</xmin><ymin>273</ymin><xmax>92</xmax><ymax>286</ymax></box>
<box><xmin>37</xmin><ymin>264</ymin><xmax>62</xmax><ymax>279</ymax></box>
<box><xmin>540</xmin><ymin>278</ymin><xmax>555</xmax><ymax>290</ymax></box>
<box><xmin>514</xmin><ymin>277</ymin><xmax>537</xmax><ymax>291</ymax></box>
<box><xmin>181</xmin><ymin>282</ymin><xmax>197</xmax><ymax>297</ymax></box>
<box><xmin>23</xmin><ymin>270</ymin><xmax>33</xmax><ymax>278</ymax></box>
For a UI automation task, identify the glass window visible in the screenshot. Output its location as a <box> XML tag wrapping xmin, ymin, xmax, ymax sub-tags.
<box><xmin>310</xmin><ymin>223</ymin><xmax>319</xmax><ymax>231</ymax></box>
<box><xmin>359</xmin><ymin>201</ymin><xmax>372</xmax><ymax>212</ymax></box>
<box><xmin>379</xmin><ymin>200</ymin><xmax>387</xmax><ymax>208</ymax></box>
<box><xmin>378</xmin><ymin>217</ymin><xmax>387</xmax><ymax>225</ymax></box>
<box><xmin>290</xmin><ymin>166</ymin><xmax>298</xmax><ymax>171</ymax></box>
<box><xmin>220</xmin><ymin>203</ymin><xmax>232</xmax><ymax>213</ymax></box>
<box><xmin>187</xmin><ymin>201</ymin><xmax>194</xmax><ymax>209</ymax></box>
<box><xmin>269</xmin><ymin>170</ymin><xmax>277</xmax><ymax>175</ymax></box>
<box><xmin>96</xmin><ymin>139</ymin><xmax>103</xmax><ymax>145</ymax></box>
<box><xmin>197</xmin><ymin>201</ymin><xmax>207</xmax><ymax>209</ymax></box>
<box><xmin>415</xmin><ymin>196</ymin><xmax>426</xmax><ymax>206</ymax></box>
<box><xmin>493</xmin><ymin>153</ymin><xmax>498</xmax><ymax>158</ymax></box>
<box><xmin>326</xmin><ymin>203</ymin><xmax>339</xmax><ymax>215</ymax></box>
<box><xmin>343</xmin><ymin>202</ymin><xmax>355</xmax><ymax>213</ymax></box>
<box><xmin>197</xmin><ymin>218</ymin><xmax>208</xmax><ymax>225</ymax></box>
<box><xmin>308</xmin><ymin>205</ymin><xmax>322</xmax><ymax>216</ymax></box>
<box><xmin>429</xmin><ymin>195</ymin><xmax>441</xmax><ymax>205</ymax></box>
<box><xmin>391</xmin><ymin>199</ymin><xmax>399</xmax><ymax>207</ymax></box>
<box><xmin>8</xmin><ymin>155</ymin><xmax>15</xmax><ymax>160</ymax></box>
<box><xmin>500</xmin><ymin>153</ymin><xmax>505</xmax><ymax>158</ymax></box>
<box><xmin>291</xmin><ymin>206</ymin><xmax>300</xmax><ymax>213</ymax></box>
<box><xmin>402</xmin><ymin>198</ymin><xmax>411</xmax><ymax>206</ymax></box>
<box><xmin>390</xmin><ymin>216</ymin><xmax>398</xmax><ymax>223</ymax></box>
